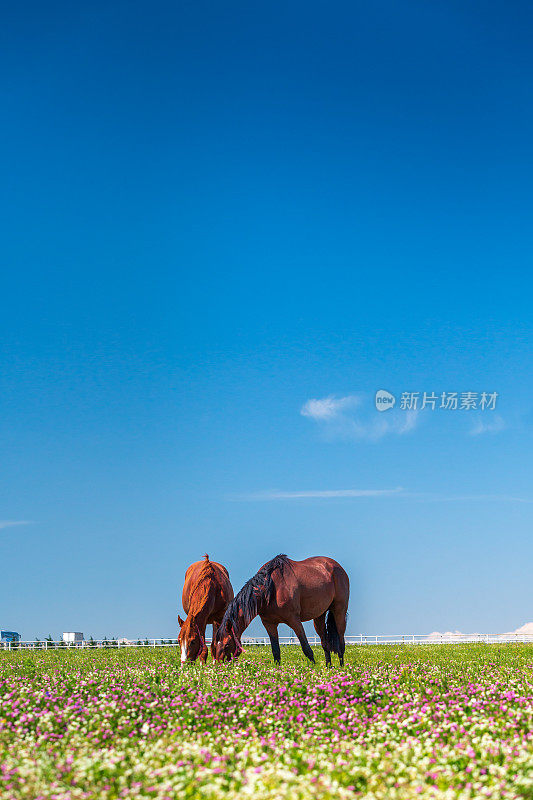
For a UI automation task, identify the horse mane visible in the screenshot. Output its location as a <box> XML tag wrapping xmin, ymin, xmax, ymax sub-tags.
<box><xmin>217</xmin><ymin>554</ymin><xmax>289</xmax><ymax>637</ymax></box>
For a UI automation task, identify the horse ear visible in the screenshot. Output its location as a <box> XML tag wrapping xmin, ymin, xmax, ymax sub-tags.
<box><xmin>178</xmin><ymin>615</ymin><xmax>185</xmax><ymax>628</ymax></box>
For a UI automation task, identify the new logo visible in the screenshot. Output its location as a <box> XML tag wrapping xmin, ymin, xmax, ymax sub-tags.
<box><xmin>375</xmin><ymin>389</ymin><xmax>396</xmax><ymax>411</ymax></box>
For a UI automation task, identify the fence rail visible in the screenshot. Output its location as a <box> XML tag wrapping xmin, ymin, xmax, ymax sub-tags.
<box><xmin>1</xmin><ymin>632</ymin><xmax>533</xmax><ymax>650</ymax></box>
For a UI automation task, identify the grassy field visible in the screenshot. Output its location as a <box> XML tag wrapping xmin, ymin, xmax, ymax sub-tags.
<box><xmin>0</xmin><ymin>644</ymin><xmax>532</xmax><ymax>799</ymax></box>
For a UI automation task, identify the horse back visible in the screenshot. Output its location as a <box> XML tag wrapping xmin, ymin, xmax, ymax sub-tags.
<box><xmin>182</xmin><ymin>559</ymin><xmax>234</xmax><ymax>615</ymax></box>
<box><xmin>285</xmin><ymin>555</ymin><xmax>348</xmax><ymax>584</ymax></box>
<box><xmin>268</xmin><ymin>555</ymin><xmax>349</xmax><ymax>621</ymax></box>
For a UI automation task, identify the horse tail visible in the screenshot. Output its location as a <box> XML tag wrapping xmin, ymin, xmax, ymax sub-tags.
<box><xmin>326</xmin><ymin>608</ymin><xmax>340</xmax><ymax>654</ymax></box>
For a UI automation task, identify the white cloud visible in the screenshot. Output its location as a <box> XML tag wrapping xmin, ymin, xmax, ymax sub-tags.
<box><xmin>301</xmin><ymin>394</ymin><xmax>418</xmax><ymax>441</ymax></box>
<box><xmin>397</xmin><ymin>410</ymin><xmax>418</xmax><ymax>434</ymax></box>
<box><xmin>235</xmin><ymin>487</ymin><xmax>404</xmax><ymax>501</ymax></box>
<box><xmin>0</xmin><ymin>520</ymin><xmax>32</xmax><ymax>530</ymax></box>
<box><xmin>470</xmin><ymin>414</ymin><xmax>506</xmax><ymax>436</ymax></box>
<box><xmin>300</xmin><ymin>394</ymin><xmax>361</xmax><ymax>421</ymax></box>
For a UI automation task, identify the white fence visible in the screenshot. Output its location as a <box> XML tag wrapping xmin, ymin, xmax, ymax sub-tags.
<box><xmin>1</xmin><ymin>632</ymin><xmax>533</xmax><ymax>650</ymax></box>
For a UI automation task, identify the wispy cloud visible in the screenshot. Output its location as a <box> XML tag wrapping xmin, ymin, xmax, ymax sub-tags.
<box><xmin>0</xmin><ymin>520</ymin><xmax>33</xmax><ymax>530</ymax></box>
<box><xmin>301</xmin><ymin>395</ymin><xmax>361</xmax><ymax>421</ymax></box>
<box><xmin>233</xmin><ymin>487</ymin><xmax>404</xmax><ymax>501</ymax></box>
<box><xmin>230</xmin><ymin>489</ymin><xmax>533</xmax><ymax>503</ymax></box>
<box><xmin>469</xmin><ymin>414</ymin><xmax>506</xmax><ymax>436</ymax></box>
<box><xmin>301</xmin><ymin>394</ymin><xmax>418</xmax><ymax>441</ymax></box>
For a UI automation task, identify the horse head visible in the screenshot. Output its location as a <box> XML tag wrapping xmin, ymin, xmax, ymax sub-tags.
<box><xmin>178</xmin><ymin>615</ymin><xmax>207</xmax><ymax>663</ymax></box>
<box><xmin>213</xmin><ymin>623</ymin><xmax>243</xmax><ymax>663</ymax></box>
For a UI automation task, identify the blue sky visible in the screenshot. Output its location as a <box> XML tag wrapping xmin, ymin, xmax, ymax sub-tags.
<box><xmin>1</xmin><ymin>2</ymin><xmax>532</xmax><ymax>640</ymax></box>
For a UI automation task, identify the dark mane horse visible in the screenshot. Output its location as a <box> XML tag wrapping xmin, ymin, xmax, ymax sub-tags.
<box><xmin>178</xmin><ymin>554</ymin><xmax>234</xmax><ymax>662</ymax></box>
<box><xmin>214</xmin><ymin>554</ymin><xmax>349</xmax><ymax>666</ymax></box>
<box><xmin>220</xmin><ymin>554</ymin><xmax>289</xmax><ymax>636</ymax></box>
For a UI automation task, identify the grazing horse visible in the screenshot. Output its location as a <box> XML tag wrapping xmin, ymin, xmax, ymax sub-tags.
<box><xmin>214</xmin><ymin>554</ymin><xmax>349</xmax><ymax>666</ymax></box>
<box><xmin>178</xmin><ymin>554</ymin><xmax>234</xmax><ymax>663</ymax></box>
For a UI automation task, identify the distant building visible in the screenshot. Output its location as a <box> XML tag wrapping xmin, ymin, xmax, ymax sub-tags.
<box><xmin>62</xmin><ymin>632</ymin><xmax>84</xmax><ymax>643</ymax></box>
<box><xmin>1</xmin><ymin>631</ymin><xmax>21</xmax><ymax>643</ymax></box>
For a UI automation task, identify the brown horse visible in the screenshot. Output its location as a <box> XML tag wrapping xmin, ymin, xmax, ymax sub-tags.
<box><xmin>214</xmin><ymin>554</ymin><xmax>349</xmax><ymax>666</ymax></box>
<box><xmin>178</xmin><ymin>554</ymin><xmax>234</xmax><ymax>663</ymax></box>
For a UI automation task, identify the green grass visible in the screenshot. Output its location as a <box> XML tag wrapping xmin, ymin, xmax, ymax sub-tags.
<box><xmin>1</xmin><ymin>644</ymin><xmax>532</xmax><ymax>798</ymax></box>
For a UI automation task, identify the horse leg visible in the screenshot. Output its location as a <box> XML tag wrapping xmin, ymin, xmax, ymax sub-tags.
<box><xmin>199</xmin><ymin>634</ymin><xmax>209</xmax><ymax>663</ymax></box>
<box><xmin>263</xmin><ymin>621</ymin><xmax>281</xmax><ymax>664</ymax></box>
<box><xmin>313</xmin><ymin>613</ymin><xmax>331</xmax><ymax>667</ymax></box>
<box><xmin>331</xmin><ymin>604</ymin><xmax>347</xmax><ymax>667</ymax></box>
<box><xmin>210</xmin><ymin>621</ymin><xmax>219</xmax><ymax>661</ymax></box>
<box><xmin>194</xmin><ymin>622</ymin><xmax>208</xmax><ymax>663</ymax></box>
<box><xmin>287</xmin><ymin>617</ymin><xmax>315</xmax><ymax>664</ymax></box>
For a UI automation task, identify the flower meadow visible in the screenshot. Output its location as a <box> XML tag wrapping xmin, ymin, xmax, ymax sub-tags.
<box><xmin>0</xmin><ymin>645</ymin><xmax>532</xmax><ymax>799</ymax></box>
